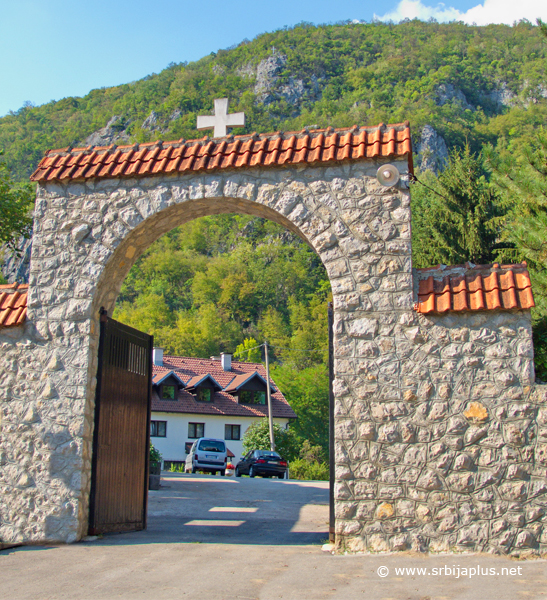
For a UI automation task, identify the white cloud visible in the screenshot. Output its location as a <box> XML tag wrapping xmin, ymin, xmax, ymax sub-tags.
<box><xmin>375</xmin><ymin>0</ymin><xmax>547</xmax><ymax>26</ymax></box>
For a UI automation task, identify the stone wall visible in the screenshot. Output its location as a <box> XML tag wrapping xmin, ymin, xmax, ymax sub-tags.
<box><xmin>334</xmin><ymin>308</ymin><xmax>547</xmax><ymax>554</ymax></box>
<box><xmin>0</xmin><ymin>157</ymin><xmax>546</xmax><ymax>554</ymax></box>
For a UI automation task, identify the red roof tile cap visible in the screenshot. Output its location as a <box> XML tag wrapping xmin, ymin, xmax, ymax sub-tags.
<box><xmin>31</xmin><ymin>122</ymin><xmax>413</xmax><ymax>183</ymax></box>
<box><xmin>0</xmin><ymin>282</ymin><xmax>29</xmax><ymax>329</ymax></box>
<box><xmin>415</xmin><ymin>261</ymin><xmax>534</xmax><ymax>315</ymax></box>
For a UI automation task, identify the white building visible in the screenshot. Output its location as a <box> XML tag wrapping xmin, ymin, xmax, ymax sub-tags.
<box><xmin>150</xmin><ymin>349</ymin><xmax>296</xmax><ymax>468</ymax></box>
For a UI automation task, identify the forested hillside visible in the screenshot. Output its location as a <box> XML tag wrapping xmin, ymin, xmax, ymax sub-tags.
<box><xmin>1</xmin><ymin>20</ymin><xmax>546</xmax><ymax>180</ymax></box>
<box><xmin>1</xmin><ymin>19</ymin><xmax>547</xmax><ymax>460</ymax></box>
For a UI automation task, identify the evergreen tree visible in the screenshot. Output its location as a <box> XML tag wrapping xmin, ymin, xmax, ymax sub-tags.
<box><xmin>0</xmin><ymin>152</ymin><xmax>34</xmax><ymax>254</ymax></box>
<box><xmin>488</xmin><ymin>131</ymin><xmax>547</xmax><ymax>378</ymax></box>
<box><xmin>488</xmin><ymin>131</ymin><xmax>547</xmax><ymax>311</ymax></box>
<box><xmin>411</xmin><ymin>146</ymin><xmax>506</xmax><ymax>269</ymax></box>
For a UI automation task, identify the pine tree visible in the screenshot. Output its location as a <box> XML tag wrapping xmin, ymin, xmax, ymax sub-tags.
<box><xmin>411</xmin><ymin>146</ymin><xmax>506</xmax><ymax>269</ymax></box>
<box><xmin>488</xmin><ymin>131</ymin><xmax>547</xmax><ymax>378</ymax></box>
<box><xmin>488</xmin><ymin>131</ymin><xmax>547</xmax><ymax>311</ymax></box>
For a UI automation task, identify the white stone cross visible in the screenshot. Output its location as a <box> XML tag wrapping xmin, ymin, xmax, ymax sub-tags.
<box><xmin>197</xmin><ymin>98</ymin><xmax>245</xmax><ymax>138</ymax></box>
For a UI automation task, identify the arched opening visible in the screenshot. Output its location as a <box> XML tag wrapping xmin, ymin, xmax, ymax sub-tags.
<box><xmin>86</xmin><ymin>198</ymin><xmax>336</xmax><ymax>545</ymax></box>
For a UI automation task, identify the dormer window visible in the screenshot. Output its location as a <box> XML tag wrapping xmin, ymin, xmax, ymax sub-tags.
<box><xmin>224</xmin><ymin>371</ymin><xmax>275</xmax><ymax>405</ymax></box>
<box><xmin>239</xmin><ymin>390</ymin><xmax>266</xmax><ymax>405</ymax></box>
<box><xmin>197</xmin><ymin>388</ymin><xmax>213</xmax><ymax>402</ymax></box>
<box><xmin>162</xmin><ymin>385</ymin><xmax>176</xmax><ymax>400</ymax></box>
<box><xmin>185</xmin><ymin>374</ymin><xmax>222</xmax><ymax>402</ymax></box>
<box><xmin>153</xmin><ymin>371</ymin><xmax>185</xmax><ymax>401</ymax></box>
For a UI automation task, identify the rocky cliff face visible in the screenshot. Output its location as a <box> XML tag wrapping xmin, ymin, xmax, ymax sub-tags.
<box><xmin>239</xmin><ymin>47</ymin><xmax>321</xmax><ymax>109</ymax></box>
<box><xmin>415</xmin><ymin>125</ymin><xmax>449</xmax><ymax>173</ymax></box>
<box><xmin>435</xmin><ymin>83</ymin><xmax>474</xmax><ymax>111</ymax></box>
<box><xmin>486</xmin><ymin>82</ymin><xmax>517</xmax><ymax>108</ymax></box>
<box><xmin>84</xmin><ymin>115</ymin><xmax>131</xmax><ymax>147</ymax></box>
<box><xmin>1</xmin><ymin>237</ymin><xmax>32</xmax><ymax>284</ymax></box>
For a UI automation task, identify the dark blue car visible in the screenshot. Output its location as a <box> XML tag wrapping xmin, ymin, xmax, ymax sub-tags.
<box><xmin>235</xmin><ymin>449</ymin><xmax>287</xmax><ymax>479</ymax></box>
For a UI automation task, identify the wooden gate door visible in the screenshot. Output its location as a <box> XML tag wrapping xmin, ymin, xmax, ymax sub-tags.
<box><xmin>89</xmin><ymin>314</ymin><xmax>153</xmax><ymax>534</ymax></box>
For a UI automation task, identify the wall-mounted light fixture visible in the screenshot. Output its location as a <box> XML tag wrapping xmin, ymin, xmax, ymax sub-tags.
<box><xmin>376</xmin><ymin>164</ymin><xmax>400</xmax><ymax>188</ymax></box>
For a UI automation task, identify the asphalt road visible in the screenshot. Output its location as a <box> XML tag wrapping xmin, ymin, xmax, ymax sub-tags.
<box><xmin>142</xmin><ymin>472</ymin><xmax>330</xmax><ymax>545</ymax></box>
<box><xmin>2</xmin><ymin>474</ymin><xmax>547</xmax><ymax>600</ymax></box>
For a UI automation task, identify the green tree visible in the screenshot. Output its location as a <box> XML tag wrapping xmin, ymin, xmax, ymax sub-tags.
<box><xmin>0</xmin><ymin>152</ymin><xmax>34</xmax><ymax>253</ymax></box>
<box><xmin>488</xmin><ymin>131</ymin><xmax>547</xmax><ymax>377</ymax></box>
<box><xmin>271</xmin><ymin>364</ymin><xmax>329</xmax><ymax>459</ymax></box>
<box><xmin>242</xmin><ymin>419</ymin><xmax>299</xmax><ymax>461</ymax></box>
<box><xmin>234</xmin><ymin>337</ymin><xmax>262</xmax><ymax>362</ymax></box>
<box><xmin>488</xmin><ymin>131</ymin><xmax>547</xmax><ymax>310</ymax></box>
<box><xmin>411</xmin><ymin>146</ymin><xmax>507</xmax><ymax>268</ymax></box>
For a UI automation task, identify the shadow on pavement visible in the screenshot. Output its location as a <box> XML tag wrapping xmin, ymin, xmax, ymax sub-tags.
<box><xmin>90</xmin><ymin>473</ymin><xmax>329</xmax><ymax>547</ymax></box>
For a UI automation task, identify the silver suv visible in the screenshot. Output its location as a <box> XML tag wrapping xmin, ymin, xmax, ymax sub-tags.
<box><xmin>185</xmin><ymin>438</ymin><xmax>227</xmax><ymax>475</ymax></box>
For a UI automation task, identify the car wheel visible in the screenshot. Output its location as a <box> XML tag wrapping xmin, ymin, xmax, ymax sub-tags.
<box><xmin>278</xmin><ymin>474</ymin><xmax>284</xmax><ymax>479</ymax></box>
<box><xmin>235</xmin><ymin>467</ymin><xmax>241</xmax><ymax>477</ymax></box>
<box><xmin>220</xmin><ymin>470</ymin><xmax>226</xmax><ymax>476</ymax></box>
<box><xmin>249</xmin><ymin>466</ymin><xmax>255</xmax><ymax>478</ymax></box>
<box><xmin>192</xmin><ymin>467</ymin><xmax>197</xmax><ymax>474</ymax></box>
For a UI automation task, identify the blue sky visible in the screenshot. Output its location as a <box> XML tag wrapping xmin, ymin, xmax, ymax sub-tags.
<box><xmin>1</xmin><ymin>0</ymin><xmax>545</xmax><ymax>117</ymax></box>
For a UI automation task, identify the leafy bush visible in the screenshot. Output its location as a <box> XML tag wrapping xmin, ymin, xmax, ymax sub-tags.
<box><xmin>289</xmin><ymin>458</ymin><xmax>329</xmax><ymax>481</ymax></box>
<box><xmin>288</xmin><ymin>440</ymin><xmax>329</xmax><ymax>480</ymax></box>
<box><xmin>150</xmin><ymin>443</ymin><xmax>162</xmax><ymax>463</ymax></box>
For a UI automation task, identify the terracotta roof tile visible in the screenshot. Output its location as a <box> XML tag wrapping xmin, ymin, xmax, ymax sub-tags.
<box><xmin>151</xmin><ymin>355</ymin><xmax>296</xmax><ymax>420</ymax></box>
<box><xmin>0</xmin><ymin>283</ymin><xmax>29</xmax><ymax>329</ymax></box>
<box><xmin>30</xmin><ymin>122</ymin><xmax>413</xmax><ymax>183</ymax></box>
<box><xmin>415</xmin><ymin>262</ymin><xmax>534</xmax><ymax>315</ymax></box>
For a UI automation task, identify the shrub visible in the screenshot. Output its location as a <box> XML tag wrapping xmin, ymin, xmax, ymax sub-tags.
<box><xmin>287</xmin><ymin>439</ymin><xmax>329</xmax><ymax>480</ymax></box>
<box><xmin>289</xmin><ymin>458</ymin><xmax>329</xmax><ymax>481</ymax></box>
<box><xmin>150</xmin><ymin>443</ymin><xmax>162</xmax><ymax>463</ymax></box>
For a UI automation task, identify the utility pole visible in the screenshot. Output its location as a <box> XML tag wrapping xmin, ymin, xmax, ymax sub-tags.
<box><xmin>264</xmin><ymin>341</ymin><xmax>275</xmax><ymax>451</ymax></box>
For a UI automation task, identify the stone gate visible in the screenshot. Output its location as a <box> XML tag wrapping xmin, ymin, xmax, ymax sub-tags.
<box><xmin>1</xmin><ymin>122</ymin><xmax>546</xmax><ymax>554</ymax></box>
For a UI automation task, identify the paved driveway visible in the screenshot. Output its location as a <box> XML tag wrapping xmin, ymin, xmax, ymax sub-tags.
<box><xmin>2</xmin><ymin>474</ymin><xmax>547</xmax><ymax>600</ymax></box>
<box><xmin>143</xmin><ymin>473</ymin><xmax>330</xmax><ymax>545</ymax></box>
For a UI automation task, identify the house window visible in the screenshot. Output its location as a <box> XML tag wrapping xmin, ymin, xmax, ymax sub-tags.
<box><xmin>239</xmin><ymin>390</ymin><xmax>266</xmax><ymax>405</ymax></box>
<box><xmin>197</xmin><ymin>388</ymin><xmax>213</xmax><ymax>402</ymax></box>
<box><xmin>162</xmin><ymin>385</ymin><xmax>176</xmax><ymax>400</ymax></box>
<box><xmin>225</xmin><ymin>424</ymin><xmax>241</xmax><ymax>440</ymax></box>
<box><xmin>188</xmin><ymin>422</ymin><xmax>204</xmax><ymax>438</ymax></box>
<box><xmin>151</xmin><ymin>421</ymin><xmax>167</xmax><ymax>437</ymax></box>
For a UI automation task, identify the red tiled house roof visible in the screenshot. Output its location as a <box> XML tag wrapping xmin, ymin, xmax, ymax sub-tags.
<box><xmin>152</xmin><ymin>355</ymin><xmax>296</xmax><ymax>420</ymax></box>
<box><xmin>415</xmin><ymin>262</ymin><xmax>534</xmax><ymax>315</ymax></box>
<box><xmin>30</xmin><ymin>122</ymin><xmax>413</xmax><ymax>183</ymax></box>
<box><xmin>0</xmin><ymin>283</ymin><xmax>28</xmax><ymax>328</ymax></box>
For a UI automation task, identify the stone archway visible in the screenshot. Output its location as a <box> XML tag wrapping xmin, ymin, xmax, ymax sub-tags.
<box><xmin>0</xmin><ymin>124</ymin><xmax>413</xmax><ymax>545</ymax></box>
<box><xmin>1</xmin><ymin>123</ymin><xmax>544</xmax><ymax>555</ymax></box>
